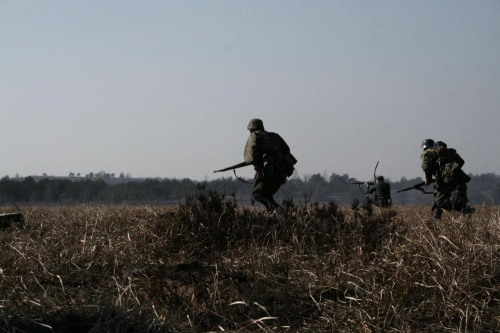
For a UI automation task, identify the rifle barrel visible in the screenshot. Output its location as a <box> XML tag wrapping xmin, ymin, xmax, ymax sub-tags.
<box><xmin>214</xmin><ymin>161</ymin><xmax>251</xmax><ymax>173</ymax></box>
<box><xmin>396</xmin><ymin>179</ymin><xmax>434</xmax><ymax>193</ymax></box>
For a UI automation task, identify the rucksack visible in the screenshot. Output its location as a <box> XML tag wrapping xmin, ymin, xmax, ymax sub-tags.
<box><xmin>260</xmin><ymin>132</ymin><xmax>297</xmax><ymax>177</ymax></box>
<box><xmin>436</xmin><ymin>147</ymin><xmax>471</xmax><ymax>184</ymax></box>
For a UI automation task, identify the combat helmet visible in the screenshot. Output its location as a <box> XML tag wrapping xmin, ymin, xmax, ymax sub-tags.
<box><xmin>433</xmin><ymin>141</ymin><xmax>447</xmax><ymax>149</ymax></box>
<box><xmin>421</xmin><ymin>139</ymin><xmax>435</xmax><ymax>149</ymax></box>
<box><xmin>247</xmin><ymin>118</ymin><xmax>264</xmax><ymax>131</ymax></box>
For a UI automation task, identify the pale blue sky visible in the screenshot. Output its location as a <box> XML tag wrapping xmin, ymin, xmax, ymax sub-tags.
<box><xmin>1</xmin><ymin>1</ymin><xmax>499</xmax><ymax>181</ymax></box>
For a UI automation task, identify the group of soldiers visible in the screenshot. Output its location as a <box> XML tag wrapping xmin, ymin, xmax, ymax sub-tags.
<box><xmin>221</xmin><ymin>118</ymin><xmax>475</xmax><ymax>220</ymax></box>
<box><xmin>420</xmin><ymin>138</ymin><xmax>475</xmax><ymax>219</ymax></box>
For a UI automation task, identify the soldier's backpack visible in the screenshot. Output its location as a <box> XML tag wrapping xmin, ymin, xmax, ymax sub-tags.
<box><xmin>260</xmin><ymin>132</ymin><xmax>297</xmax><ymax>177</ymax></box>
<box><xmin>435</xmin><ymin>147</ymin><xmax>471</xmax><ymax>184</ymax></box>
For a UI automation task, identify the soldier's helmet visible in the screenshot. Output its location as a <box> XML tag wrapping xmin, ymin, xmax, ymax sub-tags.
<box><xmin>433</xmin><ymin>141</ymin><xmax>447</xmax><ymax>149</ymax></box>
<box><xmin>247</xmin><ymin>118</ymin><xmax>264</xmax><ymax>131</ymax></box>
<box><xmin>376</xmin><ymin>176</ymin><xmax>384</xmax><ymax>181</ymax></box>
<box><xmin>421</xmin><ymin>139</ymin><xmax>435</xmax><ymax>149</ymax></box>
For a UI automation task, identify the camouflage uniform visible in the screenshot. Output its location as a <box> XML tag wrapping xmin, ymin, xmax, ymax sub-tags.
<box><xmin>421</xmin><ymin>146</ymin><xmax>472</xmax><ymax>219</ymax></box>
<box><xmin>366</xmin><ymin>180</ymin><xmax>391</xmax><ymax>207</ymax></box>
<box><xmin>244</xmin><ymin>129</ymin><xmax>290</xmax><ymax>212</ymax></box>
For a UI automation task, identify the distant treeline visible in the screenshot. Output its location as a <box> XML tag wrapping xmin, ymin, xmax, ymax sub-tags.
<box><xmin>1</xmin><ymin>173</ymin><xmax>499</xmax><ymax>206</ymax></box>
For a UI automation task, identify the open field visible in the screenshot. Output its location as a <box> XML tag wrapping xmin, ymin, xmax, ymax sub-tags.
<box><xmin>1</xmin><ymin>191</ymin><xmax>499</xmax><ymax>332</ymax></box>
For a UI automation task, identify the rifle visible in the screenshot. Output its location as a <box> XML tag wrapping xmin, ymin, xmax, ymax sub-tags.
<box><xmin>214</xmin><ymin>161</ymin><xmax>251</xmax><ymax>173</ymax></box>
<box><xmin>214</xmin><ymin>161</ymin><xmax>253</xmax><ymax>184</ymax></box>
<box><xmin>397</xmin><ymin>179</ymin><xmax>434</xmax><ymax>194</ymax></box>
<box><xmin>350</xmin><ymin>161</ymin><xmax>379</xmax><ymax>195</ymax></box>
<box><xmin>350</xmin><ymin>181</ymin><xmax>374</xmax><ymax>185</ymax></box>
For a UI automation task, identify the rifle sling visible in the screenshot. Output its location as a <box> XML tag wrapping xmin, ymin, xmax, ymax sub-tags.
<box><xmin>233</xmin><ymin>169</ymin><xmax>253</xmax><ymax>185</ymax></box>
<box><xmin>415</xmin><ymin>187</ymin><xmax>433</xmax><ymax>194</ymax></box>
<box><xmin>358</xmin><ymin>184</ymin><xmax>367</xmax><ymax>195</ymax></box>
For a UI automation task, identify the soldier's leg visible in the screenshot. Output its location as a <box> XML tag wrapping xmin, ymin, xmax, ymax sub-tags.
<box><xmin>379</xmin><ymin>198</ymin><xmax>390</xmax><ymax>208</ymax></box>
<box><xmin>252</xmin><ymin>174</ymin><xmax>279</xmax><ymax>212</ymax></box>
<box><xmin>251</xmin><ymin>176</ymin><xmax>270</xmax><ymax>210</ymax></box>
<box><xmin>451</xmin><ymin>184</ymin><xmax>475</xmax><ymax>215</ymax></box>
<box><xmin>432</xmin><ymin>185</ymin><xmax>453</xmax><ymax>219</ymax></box>
<box><xmin>432</xmin><ymin>196</ymin><xmax>447</xmax><ymax>219</ymax></box>
<box><xmin>267</xmin><ymin>175</ymin><xmax>287</xmax><ymax>212</ymax></box>
<box><xmin>365</xmin><ymin>194</ymin><xmax>379</xmax><ymax>207</ymax></box>
<box><xmin>450</xmin><ymin>184</ymin><xmax>467</xmax><ymax>211</ymax></box>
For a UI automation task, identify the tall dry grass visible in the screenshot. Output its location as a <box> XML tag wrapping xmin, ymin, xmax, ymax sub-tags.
<box><xmin>0</xmin><ymin>190</ymin><xmax>499</xmax><ymax>332</ymax></box>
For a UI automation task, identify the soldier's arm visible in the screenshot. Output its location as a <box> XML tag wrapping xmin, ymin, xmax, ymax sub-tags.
<box><xmin>454</xmin><ymin>151</ymin><xmax>465</xmax><ymax>168</ymax></box>
<box><xmin>367</xmin><ymin>185</ymin><xmax>376</xmax><ymax>194</ymax></box>
<box><xmin>244</xmin><ymin>133</ymin><xmax>263</xmax><ymax>171</ymax></box>
<box><xmin>421</xmin><ymin>151</ymin><xmax>435</xmax><ymax>183</ymax></box>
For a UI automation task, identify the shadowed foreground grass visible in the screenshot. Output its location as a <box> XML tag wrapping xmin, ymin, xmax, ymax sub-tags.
<box><xmin>1</xmin><ymin>191</ymin><xmax>499</xmax><ymax>332</ymax></box>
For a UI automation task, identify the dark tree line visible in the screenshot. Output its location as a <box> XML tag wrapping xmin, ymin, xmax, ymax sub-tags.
<box><xmin>1</xmin><ymin>173</ymin><xmax>499</xmax><ymax>206</ymax></box>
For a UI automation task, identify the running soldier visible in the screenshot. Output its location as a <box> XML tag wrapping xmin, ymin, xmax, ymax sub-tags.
<box><xmin>421</xmin><ymin>139</ymin><xmax>474</xmax><ymax>219</ymax></box>
<box><xmin>244</xmin><ymin>119</ymin><xmax>297</xmax><ymax>212</ymax></box>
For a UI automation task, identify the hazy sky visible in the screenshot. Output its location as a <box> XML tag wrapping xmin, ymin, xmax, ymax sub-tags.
<box><xmin>1</xmin><ymin>1</ymin><xmax>499</xmax><ymax>181</ymax></box>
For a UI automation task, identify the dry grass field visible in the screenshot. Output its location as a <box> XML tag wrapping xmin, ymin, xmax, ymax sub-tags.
<box><xmin>1</xmin><ymin>191</ymin><xmax>499</xmax><ymax>332</ymax></box>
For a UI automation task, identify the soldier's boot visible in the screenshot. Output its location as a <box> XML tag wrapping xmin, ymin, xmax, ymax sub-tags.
<box><xmin>258</xmin><ymin>198</ymin><xmax>278</xmax><ymax>213</ymax></box>
<box><xmin>268</xmin><ymin>199</ymin><xmax>283</xmax><ymax>214</ymax></box>
<box><xmin>463</xmin><ymin>206</ymin><xmax>475</xmax><ymax>215</ymax></box>
<box><xmin>252</xmin><ymin>192</ymin><xmax>273</xmax><ymax>212</ymax></box>
<box><xmin>432</xmin><ymin>208</ymin><xmax>443</xmax><ymax>220</ymax></box>
<box><xmin>260</xmin><ymin>200</ymin><xmax>273</xmax><ymax>212</ymax></box>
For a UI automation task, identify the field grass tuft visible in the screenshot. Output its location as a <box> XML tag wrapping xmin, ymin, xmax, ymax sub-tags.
<box><xmin>1</xmin><ymin>191</ymin><xmax>499</xmax><ymax>332</ymax></box>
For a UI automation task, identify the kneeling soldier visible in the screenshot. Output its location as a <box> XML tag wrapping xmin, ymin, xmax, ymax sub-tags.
<box><xmin>364</xmin><ymin>176</ymin><xmax>391</xmax><ymax>207</ymax></box>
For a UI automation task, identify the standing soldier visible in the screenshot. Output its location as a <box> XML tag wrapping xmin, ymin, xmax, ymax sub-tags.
<box><xmin>364</xmin><ymin>176</ymin><xmax>391</xmax><ymax>207</ymax></box>
<box><xmin>421</xmin><ymin>139</ymin><xmax>474</xmax><ymax>219</ymax></box>
<box><xmin>244</xmin><ymin>119</ymin><xmax>297</xmax><ymax>213</ymax></box>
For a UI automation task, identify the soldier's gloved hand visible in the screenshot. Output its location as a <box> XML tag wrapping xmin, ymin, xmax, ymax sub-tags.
<box><xmin>364</xmin><ymin>182</ymin><xmax>369</xmax><ymax>186</ymax></box>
